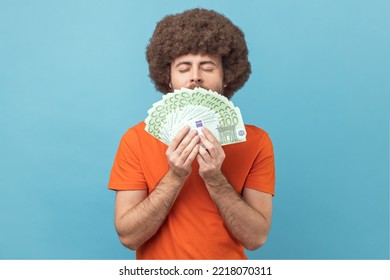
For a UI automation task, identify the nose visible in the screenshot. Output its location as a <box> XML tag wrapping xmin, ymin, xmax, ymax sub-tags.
<box><xmin>190</xmin><ymin>69</ymin><xmax>203</xmax><ymax>84</ymax></box>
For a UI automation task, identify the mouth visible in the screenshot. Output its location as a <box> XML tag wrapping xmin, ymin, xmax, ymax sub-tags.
<box><xmin>187</xmin><ymin>83</ymin><xmax>204</xmax><ymax>90</ymax></box>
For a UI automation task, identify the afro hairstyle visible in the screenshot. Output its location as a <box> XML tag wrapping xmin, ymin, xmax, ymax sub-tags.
<box><xmin>146</xmin><ymin>8</ymin><xmax>251</xmax><ymax>99</ymax></box>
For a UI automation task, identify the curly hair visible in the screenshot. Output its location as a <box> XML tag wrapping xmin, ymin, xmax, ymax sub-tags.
<box><xmin>146</xmin><ymin>8</ymin><xmax>251</xmax><ymax>99</ymax></box>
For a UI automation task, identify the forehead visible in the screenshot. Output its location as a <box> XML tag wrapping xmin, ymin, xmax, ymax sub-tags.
<box><xmin>171</xmin><ymin>53</ymin><xmax>222</xmax><ymax>65</ymax></box>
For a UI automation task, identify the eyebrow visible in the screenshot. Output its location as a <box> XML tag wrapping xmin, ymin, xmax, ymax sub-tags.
<box><xmin>175</xmin><ymin>60</ymin><xmax>217</xmax><ymax>67</ymax></box>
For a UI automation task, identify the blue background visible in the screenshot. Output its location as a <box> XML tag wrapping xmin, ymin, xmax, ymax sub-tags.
<box><xmin>1</xmin><ymin>0</ymin><xmax>389</xmax><ymax>259</ymax></box>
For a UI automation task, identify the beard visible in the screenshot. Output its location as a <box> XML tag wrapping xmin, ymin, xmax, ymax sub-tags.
<box><xmin>186</xmin><ymin>82</ymin><xmax>224</xmax><ymax>96</ymax></box>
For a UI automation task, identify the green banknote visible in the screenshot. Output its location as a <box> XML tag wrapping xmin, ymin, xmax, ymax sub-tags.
<box><xmin>145</xmin><ymin>87</ymin><xmax>246</xmax><ymax>146</ymax></box>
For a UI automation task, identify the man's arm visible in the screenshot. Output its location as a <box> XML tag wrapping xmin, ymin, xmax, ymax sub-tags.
<box><xmin>197</xmin><ymin>128</ymin><xmax>273</xmax><ymax>250</ymax></box>
<box><xmin>202</xmin><ymin>176</ymin><xmax>272</xmax><ymax>250</ymax></box>
<box><xmin>114</xmin><ymin>171</ymin><xmax>185</xmax><ymax>250</ymax></box>
<box><xmin>114</xmin><ymin>126</ymin><xmax>200</xmax><ymax>250</ymax></box>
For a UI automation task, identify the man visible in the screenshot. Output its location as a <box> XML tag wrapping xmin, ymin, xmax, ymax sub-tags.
<box><xmin>108</xmin><ymin>8</ymin><xmax>275</xmax><ymax>259</ymax></box>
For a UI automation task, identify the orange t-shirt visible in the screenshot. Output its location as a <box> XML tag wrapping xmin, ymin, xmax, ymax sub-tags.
<box><xmin>108</xmin><ymin>122</ymin><xmax>275</xmax><ymax>259</ymax></box>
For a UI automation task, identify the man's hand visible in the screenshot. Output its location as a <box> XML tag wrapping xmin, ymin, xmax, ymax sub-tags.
<box><xmin>166</xmin><ymin>126</ymin><xmax>200</xmax><ymax>179</ymax></box>
<box><xmin>196</xmin><ymin>127</ymin><xmax>272</xmax><ymax>250</ymax></box>
<box><xmin>196</xmin><ymin>127</ymin><xmax>226</xmax><ymax>182</ymax></box>
<box><xmin>115</xmin><ymin>126</ymin><xmax>200</xmax><ymax>251</ymax></box>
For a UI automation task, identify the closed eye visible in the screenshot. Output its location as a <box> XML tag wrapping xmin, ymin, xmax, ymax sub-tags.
<box><xmin>200</xmin><ymin>61</ymin><xmax>217</xmax><ymax>72</ymax></box>
<box><xmin>202</xmin><ymin>67</ymin><xmax>215</xmax><ymax>72</ymax></box>
<box><xmin>175</xmin><ymin>62</ymin><xmax>191</xmax><ymax>73</ymax></box>
<box><xmin>178</xmin><ymin>68</ymin><xmax>190</xmax><ymax>73</ymax></box>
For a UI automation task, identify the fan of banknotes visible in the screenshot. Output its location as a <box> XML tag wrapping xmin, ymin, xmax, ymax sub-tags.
<box><xmin>144</xmin><ymin>87</ymin><xmax>246</xmax><ymax>146</ymax></box>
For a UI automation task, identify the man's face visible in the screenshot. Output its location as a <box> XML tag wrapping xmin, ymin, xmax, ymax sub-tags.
<box><xmin>170</xmin><ymin>53</ymin><xmax>224</xmax><ymax>94</ymax></box>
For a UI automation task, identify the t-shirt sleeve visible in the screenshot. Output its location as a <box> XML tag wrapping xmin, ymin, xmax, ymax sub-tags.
<box><xmin>244</xmin><ymin>132</ymin><xmax>275</xmax><ymax>195</ymax></box>
<box><xmin>108</xmin><ymin>129</ymin><xmax>148</xmax><ymax>191</ymax></box>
